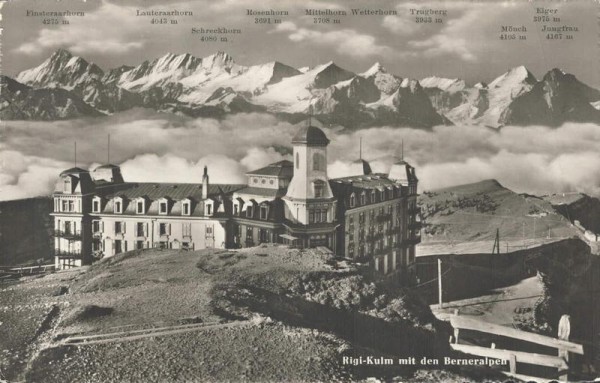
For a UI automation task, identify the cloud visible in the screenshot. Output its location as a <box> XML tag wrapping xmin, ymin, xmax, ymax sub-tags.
<box><xmin>2</xmin><ymin>109</ymin><xmax>600</xmax><ymax>201</ymax></box>
<box><xmin>15</xmin><ymin>2</ymin><xmax>145</xmax><ymax>56</ymax></box>
<box><xmin>0</xmin><ymin>151</ymin><xmax>70</xmax><ymax>201</ymax></box>
<box><xmin>274</xmin><ymin>22</ymin><xmax>393</xmax><ymax>58</ymax></box>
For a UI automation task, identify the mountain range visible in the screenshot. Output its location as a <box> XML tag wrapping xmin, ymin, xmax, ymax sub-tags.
<box><xmin>3</xmin><ymin>49</ymin><xmax>600</xmax><ymax>128</ymax></box>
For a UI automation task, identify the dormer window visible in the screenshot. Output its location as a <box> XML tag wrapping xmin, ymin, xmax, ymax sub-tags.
<box><xmin>380</xmin><ymin>190</ymin><xmax>385</xmax><ymax>201</ymax></box>
<box><xmin>360</xmin><ymin>192</ymin><xmax>366</xmax><ymax>205</ymax></box>
<box><xmin>246</xmin><ymin>205</ymin><xmax>253</xmax><ymax>218</ymax></box>
<box><xmin>371</xmin><ymin>190</ymin><xmax>376</xmax><ymax>203</ymax></box>
<box><xmin>136</xmin><ymin>200</ymin><xmax>145</xmax><ymax>214</ymax></box>
<box><xmin>63</xmin><ymin>178</ymin><xmax>71</xmax><ymax>193</ymax></box>
<box><xmin>313</xmin><ymin>180</ymin><xmax>325</xmax><ymax>198</ymax></box>
<box><xmin>350</xmin><ymin>193</ymin><xmax>356</xmax><ymax>208</ymax></box>
<box><xmin>182</xmin><ymin>200</ymin><xmax>191</xmax><ymax>216</ymax></box>
<box><xmin>159</xmin><ymin>200</ymin><xmax>168</xmax><ymax>215</ymax></box>
<box><xmin>260</xmin><ymin>204</ymin><xmax>269</xmax><ymax>220</ymax></box>
<box><xmin>92</xmin><ymin>197</ymin><xmax>101</xmax><ymax>213</ymax></box>
<box><xmin>206</xmin><ymin>204</ymin><xmax>212</xmax><ymax>215</ymax></box>
<box><xmin>114</xmin><ymin>198</ymin><xmax>123</xmax><ymax>214</ymax></box>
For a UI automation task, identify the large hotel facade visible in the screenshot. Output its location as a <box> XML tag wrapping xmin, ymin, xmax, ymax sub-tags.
<box><xmin>51</xmin><ymin>125</ymin><xmax>421</xmax><ymax>280</ymax></box>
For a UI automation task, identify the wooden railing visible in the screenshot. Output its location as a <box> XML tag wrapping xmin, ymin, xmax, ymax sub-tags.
<box><xmin>449</xmin><ymin>314</ymin><xmax>583</xmax><ymax>382</ymax></box>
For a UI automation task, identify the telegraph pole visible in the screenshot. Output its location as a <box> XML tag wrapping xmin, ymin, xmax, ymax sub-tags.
<box><xmin>438</xmin><ymin>257</ymin><xmax>443</xmax><ymax>309</ymax></box>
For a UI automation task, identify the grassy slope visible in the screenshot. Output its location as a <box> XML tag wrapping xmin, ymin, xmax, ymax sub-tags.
<box><xmin>0</xmin><ymin>245</ymin><xmax>508</xmax><ymax>382</ymax></box>
<box><xmin>418</xmin><ymin>179</ymin><xmax>579</xmax><ymax>255</ymax></box>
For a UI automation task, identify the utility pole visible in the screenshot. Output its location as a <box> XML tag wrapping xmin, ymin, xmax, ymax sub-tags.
<box><xmin>438</xmin><ymin>257</ymin><xmax>443</xmax><ymax>309</ymax></box>
<box><xmin>492</xmin><ymin>228</ymin><xmax>500</xmax><ymax>255</ymax></box>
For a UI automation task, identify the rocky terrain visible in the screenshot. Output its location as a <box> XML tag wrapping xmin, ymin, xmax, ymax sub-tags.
<box><xmin>3</xmin><ymin>49</ymin><xmax>600</xmax><ymax>128</ymax></box>
<box><xmin>0</xmin><ymin>245</ymin><xmax>508</xmax><ymax>382</ymax></box>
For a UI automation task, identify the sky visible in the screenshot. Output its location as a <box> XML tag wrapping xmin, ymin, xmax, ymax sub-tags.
<box><xmin>2</xmin><ymin>0</ymin><xmax>599</xmax><ymax>87</ymax></box>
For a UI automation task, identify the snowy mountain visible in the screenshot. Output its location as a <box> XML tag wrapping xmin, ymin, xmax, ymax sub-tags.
<box><xmin>6</xmin><ymin>49</ymin><xmax>600</xmax><ymax>128</ymax></box>
<box><xmin>422</xmin><ymin>66</ymin><xmax>600</xmax><ymax>128</ymax></box>
<box><xmin>0</xmin><ymin>75</ymin><xmax>101</xmax><ymax>120</ymax></box>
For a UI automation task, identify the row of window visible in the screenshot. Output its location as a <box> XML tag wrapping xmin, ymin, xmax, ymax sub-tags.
<box><xmin>349</xmin><ymin>188</ymin><xmax>401</xmax><ymax>208</ymax></box>
<box><xmin>91</xmin><ymin>221</ymin><xmax>213</xmax><ymax>237</ymax></box>
<box><xmin>236</xmin><ymin>204</ymin><xmax>270</xmax><ymax>220</ymax></box>
<box><xmin>55</xmin><ymin>199</ymin><xmax>79</xmax><ymax>213</ymax></box>
<box><xmin>92</xmin><ymin>239</ymin><xmax>195</xmax><ymax>254</ymax></box>
<box><xmin>93</xmin><ymin>198</ymin><xmax>212</xmax><ymax>216</ymax></box>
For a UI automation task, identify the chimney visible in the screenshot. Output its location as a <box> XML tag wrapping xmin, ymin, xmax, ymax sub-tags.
<box><xmin>202</xmin><ymin>165</ymin><xmax>209</xmax><ymax>200</ymax></box>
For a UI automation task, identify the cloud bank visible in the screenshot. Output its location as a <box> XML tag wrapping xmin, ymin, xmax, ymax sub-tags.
<box><xmin>2</xmin><ymin>109</ymin><xmax>599</xmax><ymax>201</ymax></box>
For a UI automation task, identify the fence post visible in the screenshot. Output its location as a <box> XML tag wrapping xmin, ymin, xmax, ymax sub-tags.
<box><xmin>509</xmin><ymin>353</ymin><xmax>517</xmax><ymax>374</ymax></box>
<box><xmin>558</xmin><ymin>314</ymin><xmax>571</xmax><ymax>382</ymax></box>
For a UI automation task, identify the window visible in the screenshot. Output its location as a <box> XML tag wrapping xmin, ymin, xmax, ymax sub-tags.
<box><xmin>309</xmin><ymin>210</ymin><xmax>314</xmax><ymax>223</ymax></box>
<box><xmin>137</xmin><ymin>201</ymin><xmax>144</xmax><ymax>214</ymax></box>
<box><xmin>159</xmin><ymin>223</ymin><xmax>168</xmax><ymax>236</ymax></box>
<box><xmin>261</xmin><ymin>179</ymin><xmax>266</xmax><ymax>184</ymax></box>
<box><xmin>136</xmin><ymin>241</ymin><xmax>144</xmax><ymax>250</ymax></box>
<box><xmin>296</xmin><ymin>153</ymin><xmax>299</xmax><ymax>169</ymax></box>
<box><xmin>206</xmin><ymin>226</ymin><xmax>213</xmax><ymax>235</ymax></box>
<box><xmin>114</xmin><ymin>200</ymin><xmax>122</xmax><ymax>214</ymax></box>
<box><xmin>136</xmin><ymin>222</ymin><xmax>144</xmax><ymax>236</ymax></box>
<box><xmin>206</xmin><ymin>204</ymin><xmax>212</xmax><ymax>215</ymax></box>
<box><xmin>69</xmin><ymin>201</ymin><xmax>75</xmax><ymax>212</ymax></box>
<box><xmin>360</xmin><ymin>192</ymin><xmax>366</xmax><ymax>205</ymax></box>
<box><xmin>350</xmin><ymin>193</ymin><xmax>356</xmax><ymax>208</ymax></box>
<box><xmin>63</xmin><ymin>179</ymin><xmax>71</xmax><ymax>193</ymax></box>
<box><xmin>312</xmin><ymin>153</ymin><xmax>325</xmax><ymax>171</ymax></box>
<box><xmin>159</xmin><ymin>201</ymin><xmax>168</xmax><ymax>214</ymax></box>
<box><xmin>380</xmin><ymin>190</ymin><xmax>385</xmax><ymax>201</ymax></box>
<box><xmin>313</xmin><ymin>181</ymin><xmax>325</xmax><ymax>198</ymax></box>
<box><xmin>260</xmin><ymin>205</ymin><xmax>268</xmax><ymax>220</ymax></box>
<box><xmin>234</xmin><ymin>204</ymin><xmax>239</xmax><ymax>215</ymax></box>
<box><xmin>183</xmin><ymin>223</ymin><xmax>192</xmax><ymax>237</ymax></box>
<box><xmin>320</xmin><ymin>209</ymin><xmax>327</xmax><ymax>222</ymax></box>
<box><xmin>62</xmin><ymin>200</ymin><xmax>68</xmax><ymax>212</ymax></box>
<box><xmin>371</xmin><ymin>190</ymin><xmax>376</xmax><ymax>203</ymax></box>
<box><xmin>182</xmin><ymin>201</ymin><xmax>190</xmax><ymax>215</ymax></box>
<box><xmin>246</xmin><ymin>206</ymin><xmax>253</xmax><ymax>218</ymax></box>
<box><xmin>115</xmin><ymin>222</ymin><xmax>122</xmax><ymax>234</ymax></box>
<box><xmin>93</xmin><ymin>200</ymin><xmax>100</xmax><ymax>213</ymax></box>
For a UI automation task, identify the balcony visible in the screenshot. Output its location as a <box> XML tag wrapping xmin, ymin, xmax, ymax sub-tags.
<box><xmin>376</xmin><ymin>214</ymin><xmax>393</xmax><ymax>223</ymax></box>
<box><xmin>55</xmin><ymin>249</ymin><xmax>83</xmax><ymax>258</ymax></box>
<box><xmin>366</xmin><ymin>232</ymin><xmax>383</xmax><ymax>242</ymax></box>
<box><xmin>54</xmin><ymin>230</ymin><xmax>82</xmax><ymax>241</ymax></box>
<box><xmin>386</xmin><ymin>226</ymin><xmax>402</xmax><ymax>235</ymax></box>
<box><xmin>408</xmin><ymin>206</ymin><xmax>421</xmax><ymax>214</ymax></box>
<box><xmin>409</xmin><ymin>221</ymin><xmax>422</xmax><ymax>230</ymax></box>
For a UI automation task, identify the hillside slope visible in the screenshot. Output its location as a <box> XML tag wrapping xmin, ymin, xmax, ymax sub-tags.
<box><xmin>418</xmin><ymin>180</ymin><xmax>578</xmax><ymax>255</ymax></box>
<box><xmin>0</xmin><ymin>245</ymin><xmax>509</xmax><ymax>382</ymax></box>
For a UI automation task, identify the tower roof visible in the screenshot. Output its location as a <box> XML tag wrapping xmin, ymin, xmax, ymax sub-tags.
<box><xmin>352</xmin><ymin>159</ymin><xmax>373</xmax><ymax>175</ymax></box>
<box><xmin>59</xmin><ymin>167</ymin><xmax>89</xmax><ymax>177</ymax></box>
<box><xmin>292</xmin><ymin>125</ymin><xmax>330</xmax><ymax>146</ymax></box>
<box><xmin>94</xmin><ymin>163</ymin><xmax>120</xmax><ymax>170</ymax></box>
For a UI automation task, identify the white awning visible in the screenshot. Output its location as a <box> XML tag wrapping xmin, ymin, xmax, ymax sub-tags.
<box><xmin>280</xmin><ymin>234</ymin><xmax>299</xmax><ymax>241</ymax></box>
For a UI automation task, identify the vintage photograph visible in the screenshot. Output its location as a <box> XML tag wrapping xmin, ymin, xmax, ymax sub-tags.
<box><xmin>0</xmin><ymin>0</ymin><xmax>599</xmax><ymax>382</ymax></box>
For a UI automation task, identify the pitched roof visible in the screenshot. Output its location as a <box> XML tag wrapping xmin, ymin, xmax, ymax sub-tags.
<box><xmin>330</xmin><ymin>173</ymin><xmax>399</xmax><ymax>189</ymax></box>
<box><xmin>234</xmin><ymin>186</ymin><xmax>287</xmax><ymax>198</ymax></box>
<box><xmin>60</xmin><ymin>167</ymin><xmax>89</xmax><ymax>176</ymax></box>
<box><xmin>246</xmin><ymin>160</ymin><xmax>293</xmax><ymax>177</ymax></box>
<box><xmin>96</xmin><ymin>182</ymin><xmax>245</xmax><ymax>201</ymax></box>
<box><xmin>292</xmin><ymin>125</ymin><xmax>330</xmax><ymax>146</ymax></box>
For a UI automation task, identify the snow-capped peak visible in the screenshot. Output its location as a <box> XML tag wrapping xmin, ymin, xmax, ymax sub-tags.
<box><xmin>489</xmin><ymin>65</ymin><xmax>536</xmax><ymax>89</ymax></box>
<box><xmin>16</xmin><ymin>48</ymin><xmax>103</xmax><ymax>89</ymax></box>
<box><xmin>201</xmin><ymin>51</ymin><xmax>235</xmax><ymax>71</ymax></box>
<box><xmin>362</xmin><ymin>62</ymin><xmax>386</xmax><ymax>77</ymax></box>
<box><xmin>420</xmin><ymin>76</ymin><xmax>466</xmax><ymax>92</ymax></box>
